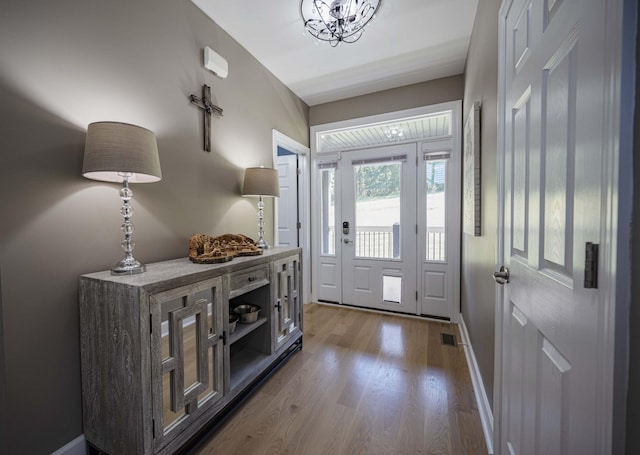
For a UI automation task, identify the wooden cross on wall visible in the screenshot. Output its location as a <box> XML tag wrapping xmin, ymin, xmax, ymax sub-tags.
<box><xmin>190</xmin><ymin>84</ymin><xmax>223</xmax><ymax>152</ymax></box>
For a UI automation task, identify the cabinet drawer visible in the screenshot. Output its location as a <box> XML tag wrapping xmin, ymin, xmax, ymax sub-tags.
<box><xmin>229</xmin><ymin>265</ymin><xmax>269</xmax><ymax>298</ymax></box>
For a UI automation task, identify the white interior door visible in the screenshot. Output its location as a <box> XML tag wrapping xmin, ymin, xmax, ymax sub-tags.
<box><xmin>272</xmin><ymin>130</ymin><xmax>311</xmax><ymax>305</ymax></box>
<box><xmin>340</xmin><ymin>144</ymin><xmax>417</xmax><ymax>314</ymax></box>
<box><xmin>499</xmin><ymin>0</ymin><xmax>609</xmax><ymax>452</ymax></box>
<box><xmin>276</xmin><ymin>153</ymin><xmax>298</xmax><ymax>247</ymax></box>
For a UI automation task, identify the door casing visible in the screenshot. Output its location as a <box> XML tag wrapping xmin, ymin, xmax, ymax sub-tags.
<box><xmin>272</xmin><ymin>129</ymin><xmax>310</xmax><ymax>305</ymax></box>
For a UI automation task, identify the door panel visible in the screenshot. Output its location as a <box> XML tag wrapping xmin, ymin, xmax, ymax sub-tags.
<box><xmin>537</xmin><ymin>336</ymin><xmax>571</xmax><ymax>455</ymax></box>
<box><xmin>500</xmin><ymin>0</ymin><xmax>605</xmax><ymax>453</ymax></box>
<box><xmin>541</xmin><ymin>36</ymin><xmax>576</xmax><ymax>275</ymax></box>
<box><xmin>511</xmin><ymin>88</ymin><xmax>530</xmax><ymax>258</ymax></box>
<box><xmin>505</xmin><ymin>304</ymin><xmax>527</xmax><ymax>455</ymax></box>
<box><xmin>277</xmin><ymin>153</ymin><xmax>298</xmax><ymax>247</ymax></box>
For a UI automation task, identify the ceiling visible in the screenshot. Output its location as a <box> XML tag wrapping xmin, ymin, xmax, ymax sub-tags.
<box><xmin>190</xmin><ymin>0</ymin><xmax>479</xmax><ymax>106</ymax></box>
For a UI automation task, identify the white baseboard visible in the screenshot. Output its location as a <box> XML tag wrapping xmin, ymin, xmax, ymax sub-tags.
<box><xmin>50</xmin><ymin>434</ymin><xmax>85</xmax><ymax>455</ymax></box>
<box><xmin>458</xmin><ymin>314</ymin><xmax>494</xmax><ymax>454</ymax></box>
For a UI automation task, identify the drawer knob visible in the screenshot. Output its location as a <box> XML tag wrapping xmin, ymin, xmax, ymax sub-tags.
<box><xmin>248</xmin><ymin>276</ymin><xmax>257</xmax><ymax>282</ymax></box>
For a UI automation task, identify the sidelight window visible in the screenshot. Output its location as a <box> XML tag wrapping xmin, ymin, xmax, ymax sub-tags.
<box><xmin>425</xmin><ymin>153</ymin><xmax>449</xmax><ymax>262</ymax></box>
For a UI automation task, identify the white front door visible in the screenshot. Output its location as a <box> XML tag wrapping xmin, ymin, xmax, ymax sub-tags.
<box><xmin>499</xmin><ymin>0</ymin><xmax>610</xmax><ymax>452</ymax></box>
<box><xmin>341</xmin><ymin>144</ymin><xmax>418</xmax><ymax>313</ymax></box>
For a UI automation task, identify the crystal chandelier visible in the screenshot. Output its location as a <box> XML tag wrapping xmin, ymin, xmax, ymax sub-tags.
<box><xmin>300</xmin><ymin>0</ymin><xmax>382</xmax><ymax>47</ymax></box>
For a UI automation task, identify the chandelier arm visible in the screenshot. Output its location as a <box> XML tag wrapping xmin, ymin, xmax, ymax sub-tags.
<box><xmin>342</xmin><ymin>30</ymin><xmax>363</xmax><ymax>43</ymax></box>
<box><xmin>341</xmin><ymin>2</ymin><xmax>375</xmax><ymax>38</ymax></box>
<box><xmin>303</xmin><ymin>0</ymin><xmax>336</xmax><ymax>41</ymax></box>
<box><xmin>318</xmin><ymin>1</ymin><xmax>341</xmax><ymax>42</ymax></box>
<box><xmin>344</xmin><ymin>0</ymin><xmax>354</xmax><ymax>23</ymax></box>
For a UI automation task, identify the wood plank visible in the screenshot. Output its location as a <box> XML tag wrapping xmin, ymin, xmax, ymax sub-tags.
<box><xmin>193</xmin><ymin>304</ymin><xmax>487</xmax><ymax>455</ymax></box>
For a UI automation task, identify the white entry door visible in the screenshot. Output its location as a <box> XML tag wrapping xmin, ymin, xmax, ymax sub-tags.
<box><xmin>312</xmin><ymin>104</ymin><xmax>462</xmax><ymax>319</ymax></box>
<box><xmin>341</xmin><ymin>144</ymin><xmax>418</xmax><ymax>313</ymax></box>
<box><xmin>499</xmin><ymin>0</ymin><xmax>611</xmax><ymax>453</ymax></box>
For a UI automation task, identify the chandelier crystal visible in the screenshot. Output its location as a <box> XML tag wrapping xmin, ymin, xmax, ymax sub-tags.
<box><xmin>300</xmin><ymin>0</ymin><xmax>382</xmax><ymax>47</ymax></box>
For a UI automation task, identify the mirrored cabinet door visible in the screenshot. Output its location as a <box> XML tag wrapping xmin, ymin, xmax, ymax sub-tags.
<box><xmin>274</xmin><ymin>255</ymin><xmax>300</xmax><ymax>351</ymax></box>
<box><xmin>150</xmin><ymin>276</ymin><xmax>224</xmax><ymax>446</ymax></box>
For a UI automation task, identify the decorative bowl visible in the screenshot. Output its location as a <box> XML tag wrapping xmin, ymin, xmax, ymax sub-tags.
<box><xmin>233</xmin><ymin>304</ymin><xmax>261</xmax><ymax>323</ymax></box>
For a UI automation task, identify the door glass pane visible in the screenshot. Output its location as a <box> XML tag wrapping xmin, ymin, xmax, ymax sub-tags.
<box><xmin>426</xmin><ymin>159</ymin><xmax>447</xmax><ymax>262</ymax></box>
<box><xmin>163</xmin><ymin>371</ymin><xmax>186</xmax><ymax>431</ymax></box>
<box><xmin>198</xmin><ymin>346</ymin><xmax>216</xmax><ymax>406</ymax></box>
<box><xmin>320</xmin><ymin>168</ymin><xmax>335</xmax><ymax>255</ymax></box>
<box><xmin>284</xmin><ymin>273</ymin><xmax>291</xmax><ymax>322</ymax></box>
<box><xmin>354</xmin><ymin>162</ymin><xmax>401</xmax><ymax>259</ymax></box>
<box><xmin>182</xmin><ymin>318</ymin><xmax>198</xmax><ymax>393</ymax></box>
<box><xmin>161</xmin><ymin>297</ymin><xmax>210</xmax><ymax>433</ymax></box>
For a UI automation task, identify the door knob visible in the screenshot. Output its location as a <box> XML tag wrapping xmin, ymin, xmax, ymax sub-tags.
<box><xmin>493</xmin><ymin>266</ymin><xmax>510</xmax><ymax>285</ymax></box>
<box><xmin>343</xmin><ymin>238</ymin><xmax>353</xmax><ymax>244</ymax></box>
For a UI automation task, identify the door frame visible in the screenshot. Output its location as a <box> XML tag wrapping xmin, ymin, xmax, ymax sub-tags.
<box><xmin>272</xmin><ymin>129</ymin><xmax>310</xmax><ymax>305</ymax></box>
<box><xmin>494</xmin><ymin>0</ymin><xmax>635</xmax><ymax>452</ymax></box>
<box><xmin>310</xmin><ymin>101</ymin><xmax>461</xmax><ymax>321</ymax></box>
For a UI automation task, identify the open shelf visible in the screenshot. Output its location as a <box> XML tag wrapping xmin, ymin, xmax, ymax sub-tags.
<box><xmin>229</xmin><ymin>316</ymin><xmax>268</xmax><ymax>345</ymax></box>
<box><xmin>229</xmin><ymin>345</ymin><xmax>272</xmax><ymax>391</ymax></box>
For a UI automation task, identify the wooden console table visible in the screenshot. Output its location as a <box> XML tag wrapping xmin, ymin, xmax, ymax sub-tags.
<box><xmin>79</xmin><ymin>247</ymin><xmax>302</xmax><ymax>454</ymax></box>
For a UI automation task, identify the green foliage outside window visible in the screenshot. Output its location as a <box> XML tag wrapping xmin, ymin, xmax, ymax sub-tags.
<box><xmin>354</xmin><ymin>163</ymin><xmax>401</xmax><ymax>201</ymax></box>
<box><xmin>426</xmin><ymin>161</ymin><xmax>446</xmax><ymax>194</ymax></box>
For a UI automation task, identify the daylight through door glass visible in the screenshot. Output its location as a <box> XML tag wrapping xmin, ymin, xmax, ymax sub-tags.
<box><xmin>353</xmin><ymin>161</ymin><xmax>401</xmax><ymax>259</ymax></box>
<box><xmin>320</xmin><ymin>167</ymin><xmax>336</xmax><ymax>255</ymax></box>
<box><xmin>425</xmin><ymin>157</ymin><xmax>447</xmax><ymax>262</ymax></box>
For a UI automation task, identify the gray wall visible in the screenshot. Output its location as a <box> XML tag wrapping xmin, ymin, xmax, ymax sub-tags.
<box><xmin>309</xmin><ymin>75</ymin><xmax>464</xmax><ymax>126</ymax></box>
<box><xmin>461</xmin><ymin>0</ymin><xmax>501</xmax><ymax>408</ymax></box>
<box><xmin>0</xmin><ymin>1</ymin><xmax>308</xmax><ymax>453</ymax></box>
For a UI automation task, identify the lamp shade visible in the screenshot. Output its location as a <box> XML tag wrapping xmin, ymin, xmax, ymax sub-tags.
<box><xmin>242</xmin><ymin>167</ymin><xmax>280</xmax><ymax>197</ymax></box>
<box><xmin>82</xmin><ymin>122</ymin><xmax>162</xmax><ymax>183</ymax></box>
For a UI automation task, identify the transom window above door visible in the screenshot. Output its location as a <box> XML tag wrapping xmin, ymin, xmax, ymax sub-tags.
<box><xmin>318</xmin><ymin>111</ymin><xmax>453</xmax><ymax>153</ymax></box>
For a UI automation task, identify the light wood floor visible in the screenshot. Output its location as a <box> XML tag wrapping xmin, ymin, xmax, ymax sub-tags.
<box><xmin>194</xmin><ymin>303</ymin><xmax>487</xmax><ymax>455</ymax></box>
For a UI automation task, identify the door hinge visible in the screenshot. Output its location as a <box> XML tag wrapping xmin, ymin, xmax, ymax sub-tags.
<box><xmin>220</xmin><ymin>331</ymin><xmax>227</xmax><ymax>345</ymax></box>
<box><xmin>584</xmin><ymin>242</ymin><xmax>599</xmax><ymax>289</ymax></box>
<box><xmin>416</xmin><ymin>224</ymin><xmax>418</xmax><ymax>235</ymax></box>
<box><xmin>149</xmin><ymin>315</ymin><xmax>153</xmax><ymax>334</ymax></box>
<box><xmin>296</xmin><ymin>168</ymin><xmax>302</xmax><ymax>175</ymax></box>
<box><xmin>152</xmin><ymin>419</ymin><xmax>156</xmax><ymax>438</ymax></box>
<box><xmin>297</xmin><ymin>221</ymin><xmax>302</xmax><ymax>229</ymax></box>
<box><xmin>416</xmin><ymin>291</ymin><xmax>419</xmax><ymax>301</ymax></box>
